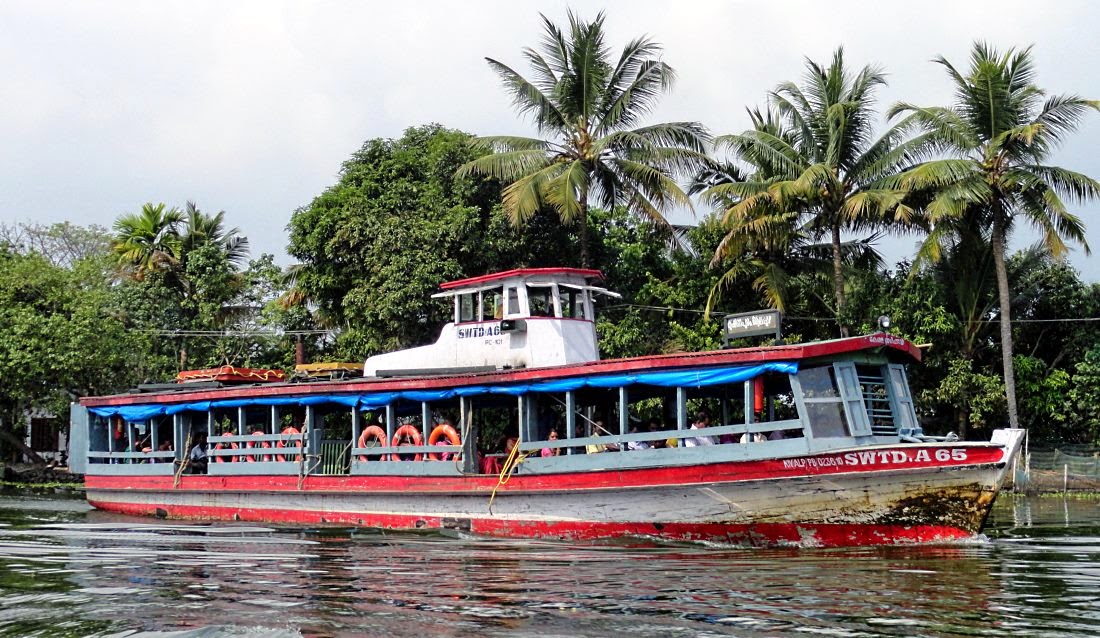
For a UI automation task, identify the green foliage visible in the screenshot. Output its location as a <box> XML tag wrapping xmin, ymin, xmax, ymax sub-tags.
<box><xmin>0</xmin><ymin>250</ymin><xmax>149</xmax><ymax>441</ymax></box>
<box><xmin>1066</xmin><ymin>345</ymin><xmax>1100</xmax><ymax>445</ymax></box>
<box><xmin>921</xmin><ymin>357</ymin><xmax>1005</xmax><ymax>435</ymax></box>
<box><xmin>288</xmin><ymin>124</ymin><xmax>575</xmax><ymax>359</ymax></box>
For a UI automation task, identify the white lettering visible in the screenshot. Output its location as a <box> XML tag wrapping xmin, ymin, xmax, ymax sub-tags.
<box><xmin>914</xmin><ymin>449</ymin><xmax>930</xmax><ymax>462</ymax></box>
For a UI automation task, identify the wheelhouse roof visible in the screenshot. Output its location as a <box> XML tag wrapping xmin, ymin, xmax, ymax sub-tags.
<box><xmin>82</xmin><ymin>334</ymin><xmax>920</xmax><ymax>408</ymax></box>
<box><xmin>438</xmin><ymin>268</ymin><xmax>603</xmax><ymax>291</ymax></box>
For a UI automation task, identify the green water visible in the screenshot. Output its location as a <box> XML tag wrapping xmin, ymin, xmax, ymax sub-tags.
<box><xmin>0</xmin><ymin>491</ymin><xmax>1096</xmax><ymax>637</ymax></box>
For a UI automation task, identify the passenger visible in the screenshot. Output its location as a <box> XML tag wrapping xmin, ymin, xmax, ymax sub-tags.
<box><xmin>189</xmin><ymin>433</ymin><xmax>208</xmax><ymax>473</ymax></box>
<box><xmin>541</xmin><ymin>429</ymin><xmax>561</xmax><ymax>457</ymax></box>
<box><xmin>740</xmin><ymin>432</ymin><xmax>768</xmax><ymax>444</ymax></box>
<box><xmin>684</xmin><ymin>411</ymin><xmax>716</xmax><ymax>447</ymax></box>
<box><xmin>626</xmin><ymin>425</ymin><xmax>651</xmax><ymax>451</ymax></box>
<box><xmin>645</xmin><ymin>419</ymin><xmax>666</xmax><ymax>448</ymax></box>
<box><xmin>585</xmin><ymin>420</ymin><xmax>618</xmax><ymax>454</ymax></box>
<box><xmin>157</xmin><ymin>440</ymin><xmax>172</xmax><ymax>462</ymax></box>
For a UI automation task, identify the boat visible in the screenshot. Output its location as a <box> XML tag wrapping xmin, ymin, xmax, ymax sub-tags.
<box><xmin>68</xmin><ymin>267</ymin><xmax>1024</xmax><ymax>547</ymax></box>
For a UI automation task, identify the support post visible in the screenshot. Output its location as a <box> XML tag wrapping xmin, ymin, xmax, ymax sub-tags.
<box><xmin>271</xmin><ymin>406</ymin><xmax>279</xmax><ymax>434</ymax></box>
<box><xmin>238</xmin><ymin>407</ymin><xmax>246</xmax><ymax>436</ymax></box>
<box><xmin>150</xmin><ymin>420</ymin><xmax>158</xmax><ymax>452</ymax></box>
<box><xmin>421</xmin><ymin>402</ymin><xmax>432</xmax><ymax>442</ymax></box>
<box><xmin>619</xmin><ymin>387</ymin><xmax>629</xmax><ymax>436</ymax></box>
<box><xmin>743</xmin><ymin>381</ymin><xmax>754</xmax><ymax>424</ymax></box>
<box><xmin>565</xmin><ymin>391</ymin><xmax>576</xmax><ymax>456</ymax></box>
<box><xmin>351</xmin><ymin>407</ymin><xmax>361</xmax><ymax>448</ymax></box>
<box><xmin>460</xmin><ymin>397</ymin><xmax>477</xmax><ymax>473</ymax></box>
<box><xmin>676</xmin><ymin>387</ymin><xmax>687</xmax><ymax>431</ymax></box>
<box><xmin>517</xmin><ymin>396</ymin><xmax>525</xmax><ymax>443</ymax></box>
<box><xmin>385</xmin><ymin>405</ymin><xmax>396</xmax><ymax>442</ymax></box>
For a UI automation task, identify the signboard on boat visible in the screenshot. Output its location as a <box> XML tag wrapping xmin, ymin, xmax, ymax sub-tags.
<box><xmin>723</xmin><ymin>310</ymin><xmax>782</xmax><ymax>345</ymax></box>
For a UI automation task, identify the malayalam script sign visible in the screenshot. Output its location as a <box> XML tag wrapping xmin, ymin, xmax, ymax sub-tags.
<box><xmin>723</xmin><ymin>310</ymin><xmax>782</xmax><ymax>342</ymax></box>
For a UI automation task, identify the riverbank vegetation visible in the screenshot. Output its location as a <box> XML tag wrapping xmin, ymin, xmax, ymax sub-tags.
<box><xmin>1</xmin><ymin>11</ymin><xmax>1098</xmax><ymax>462</ymax></box>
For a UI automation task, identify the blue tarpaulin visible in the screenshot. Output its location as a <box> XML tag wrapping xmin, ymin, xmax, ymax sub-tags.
<box><xmin>88</xmin><ymin>362</ymin><xmax>797</xmax><ymax>422</ymax></box>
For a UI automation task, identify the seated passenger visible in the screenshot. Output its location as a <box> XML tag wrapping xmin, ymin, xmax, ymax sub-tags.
<box><xmin>585</xmin><ymin>420</ymin><xmax>618</xmax><ymax>454</ymax></box>
<box><xmin>626</xmin><ymin>425</ymin><xmax>651</xmax><ymax>451</ymax></box>
<box><xmin>541</xmin><ymin>429</ymin><xmax>561</xmax><ymax>457</ymax></box>
<box><xmin>684</xmin><ymin>411</ymin><xmax>716</xmax><ymax>447</ymax></box>
<box><xmin>189</xmin><ymin>433</ymin><xmax>208</xmax><ymax>473</ymax></box>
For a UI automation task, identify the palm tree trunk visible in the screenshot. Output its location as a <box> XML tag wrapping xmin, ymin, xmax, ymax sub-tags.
<box><xmin>578</xmin><ymin>185</ymin><xmax>590</xmax><ymax>268</ymax></box>
<box><xmin>831</xmin><ymin>222</ymin><xmax>848</xmax><ymax>337</ymax></box>
<box><xmin>990</xmin><ymin>215</ymin><xmax>1021</xmax><ymax>429</ymax></box>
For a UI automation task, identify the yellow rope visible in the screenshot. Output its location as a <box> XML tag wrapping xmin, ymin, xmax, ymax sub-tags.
<box><xmin>488</xmin><ymin>442</ymin><xmax>529</xmax><ymax>514</ymax></box>
<box><xmin>173</xmin><ymin>431</ymin><xmax>192</xmax><ymax>489</ymax></box>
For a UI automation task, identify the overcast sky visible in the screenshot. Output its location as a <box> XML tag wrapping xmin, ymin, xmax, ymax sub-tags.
<box><xmin>2</xmin><ymin>1</ymin><xmax>1099</xmax><ymax>278</ymax></box>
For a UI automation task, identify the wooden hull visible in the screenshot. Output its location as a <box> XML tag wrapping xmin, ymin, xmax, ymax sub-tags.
<box><xmin>84</xmin><ymin>432</ymin><xmax>1022</xmax><ymax>548</ymax></box>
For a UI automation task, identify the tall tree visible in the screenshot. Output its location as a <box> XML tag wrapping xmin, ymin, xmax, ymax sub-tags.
<box><xmin>705</xmin><ymin>49</ymin><xmax>928</xmax><ymax>335</ymax></box>
<box><xmin>457</xmin><ymin>11</ymin><xmax>708</xmax><ymax>266</ymax></box>
<box><xmin>890</xmin><ymin>42</ymin><xmax>1100</xmax><ymax>429</ymax></box>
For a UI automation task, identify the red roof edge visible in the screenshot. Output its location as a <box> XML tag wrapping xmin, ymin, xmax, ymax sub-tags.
<box><xmin>440</xmin><ymin>268</ymin><xmax>604</xmax><ymax>290</ymax></box>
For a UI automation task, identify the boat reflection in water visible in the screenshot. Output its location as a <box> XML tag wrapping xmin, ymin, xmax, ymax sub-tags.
<box><xmin>70</xmin><ymin>268</ymin><xmax>1024</xmax><ymax>547</ymax></box>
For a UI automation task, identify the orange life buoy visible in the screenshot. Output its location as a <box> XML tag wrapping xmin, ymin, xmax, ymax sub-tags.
<box><xmin>245</xmin><ymin>430</ymin><xmax>272</xmax><ymax>462</ymax></box>
<box><xmin>276</xmin><ymin>426</ymin><xmax>303</xmax><ymax>462</ymax></box>
<box><xmin>391</xmin><ymin>424</ymin><xmax>424</xmax><ymax>462</ymax></box>
<box><xmin>427</xmin><ymin>423</ymin><xmax>461</xmax><ymax>461</ymax></box>
<box><xmin>356</xmin><ymin>425</ymin><xmax>388</xmax><ymax>461</ymax></box>
<box><xmin>213</xmin><ymin>432</ymin><xmax>239</xmax><ymax>463</ymax></box>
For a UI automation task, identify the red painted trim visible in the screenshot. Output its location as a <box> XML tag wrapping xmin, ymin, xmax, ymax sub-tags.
<box><xmin>81</xmin><ymin>334</ymin><xmax>920</xmax><ymax>407</ymax></box>
<box><xmin>440</xmin><ymin>268</ymin><xmax>603</xmax><ymax>290</ymax></box>
<box><xmin>84</xmin><ymin>443</ymin><xmax>1006</xmax><ymax>493</ymax></box>
<box><xmin>87</xmin><ymin>500</ymin><xmax>974</xmax><ymax>547</ymax></box>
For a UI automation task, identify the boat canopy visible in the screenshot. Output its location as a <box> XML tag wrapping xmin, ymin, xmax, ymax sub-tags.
<box><xmin>87</xmin><ymin>361</ymin><xmax>798</xmax><ymax>422</ymax></box>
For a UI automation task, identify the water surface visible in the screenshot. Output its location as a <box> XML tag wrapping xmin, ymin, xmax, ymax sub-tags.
<box><xmin>0</xmin><ymin>490</ymin><xmax>1097</xmax><ymax>637</ymax></box>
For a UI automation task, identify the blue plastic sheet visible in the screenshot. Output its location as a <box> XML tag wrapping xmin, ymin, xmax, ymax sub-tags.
<box><xmin>88</xmin><ymin>361</ymin><xmax>797</xmax><ymax>422</ymax></box>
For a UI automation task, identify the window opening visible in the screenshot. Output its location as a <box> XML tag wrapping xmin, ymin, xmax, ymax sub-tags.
<box><xmin>527</xmin><ymin>286</ymin><xmax>553</xmax><ymax>317</ymax></box>
<box><xmin>797</xmin><ymin>366</ymin><xmax>849</xmax><ymax>438</ymax></box>
<box><xmin>458</xmin><ymin>293</ymin><xmax>476</xmax><ymax>323</ymax></box>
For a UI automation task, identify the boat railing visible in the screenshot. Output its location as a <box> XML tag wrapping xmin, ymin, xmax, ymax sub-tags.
<box><xmin>87</xmin><ymin>450</ymin><xmax>177</xmax><ymax>463</ymax></box>
<box><xmin>523</xmin><ymin>419</ymin><xmax>804</xmax><ymax>455</ymax></box>
<box><xmin>351</xmin><ymin>445</ymin><xmax>462</xmax><ymax>460</ymax></box>
<box><xmin>206</xmin><ymin>432</ymin><xmax>307</xmax><ymax>464</ymax></box>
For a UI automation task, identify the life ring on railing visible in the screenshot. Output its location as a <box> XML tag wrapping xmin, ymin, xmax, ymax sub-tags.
<box><xmin>391</xmin><ymin>424</ymin><xmax>424</xmax><ymax>462</ymax></box>
<box><xmin>427</xmin><ymin>423</ymin><xmax>461</xmax><ymax>461</ymax></box>
<box><xmin>213</xmin><ymin>432</ymin><xmax>239</xmax><ymax>463</ymax></box>
<box><xmin>276</xmin><ymin>426</ymin><xmax>303</xmax><ymax>462</ymax></box>
<box><xmin>356</xmin><ymin>425</ymin><xmax>388</xmax><ymax>461</ymax></box>
<box><xmin>246</xmin><ymin>430</ymin><xmax>272</xmax><ymax>462</ymax></box>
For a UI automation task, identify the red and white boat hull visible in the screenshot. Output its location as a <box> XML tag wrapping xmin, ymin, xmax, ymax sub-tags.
<box><xmin>85</xmin><ymin>432</ymin><xmax>1022</xmax><ymax>548</ymax></box>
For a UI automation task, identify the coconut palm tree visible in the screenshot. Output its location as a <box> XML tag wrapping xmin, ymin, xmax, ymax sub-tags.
<box><xmin>697</xmin><ymin>108</ymin><xmax>879</xmax><ymax>314</ymax></box>
<box><xmin>890</xmin><ymin>42</ymin><xmax>1100</xmax><ymax>429</ymax></box>
<box><xmin>111</xmin><ymin>202</ymin><xmax>183</xmax><ymax>279</ymax></box>
<box><xmin>179</xmin><ymin>201</ymin><xmax>250</xmax><ymax>269</ymax></box>
<box><xmin>457</xmin><ymin>11</ymin><xmax>709</xmax><ymax>266</ymax></box>
<box><xmin>706</xmin><ymin>49</ymin><xmax>931</xmax><ymax>336</ymax></box>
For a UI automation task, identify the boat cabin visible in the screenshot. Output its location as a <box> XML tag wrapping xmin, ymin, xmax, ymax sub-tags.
<box><xmin>363</xmin><ymin>268</ymin><xmax>620</xmax><ymax>376</ymax></box>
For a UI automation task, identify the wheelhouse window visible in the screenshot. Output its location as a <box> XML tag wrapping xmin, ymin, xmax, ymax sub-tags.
<box><xmin>505</xmin><ymin>286</ymin><xmax>521</xmax><ymax>316</ymax></box>
<box><xmin>527</xmin><ymin>286</ymin><xmax>554</xmax><ymax>317</ymax></box>
<box><xmin>558</xmin><ymin>287</ymin><xmax>588</xmax><ymax>319</ymax></box>
<box><xmin>481</xmin><ymin>287</ymin><xmax>504</xmax><ymax>320</ymax></box>
<box><xmin>797</xmin><ymin>366</ymin><xmax>848</xmax><ymax>438</ymax></box>
<box><xmin>458</xmin><ymin>293</ymin><xmax>476</xmax><ymax>323</ymax></box>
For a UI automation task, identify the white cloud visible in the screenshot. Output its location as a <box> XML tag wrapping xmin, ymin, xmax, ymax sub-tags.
<box><xmin>0</xmin><ymin>0</ymin><xmax>1097</xmax><ymax>276</ymax></box>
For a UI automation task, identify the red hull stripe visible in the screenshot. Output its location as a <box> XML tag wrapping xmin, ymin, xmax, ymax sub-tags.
<box><xmin>88</xmin><ymin>500</ymin><xmax>973</xmax><ymax>547</ymax></box>
<box><xmin>84</xmin><ymin>445</ymin><xmax>1005</xmax><ymax>494</ymax></box>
